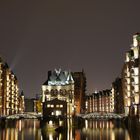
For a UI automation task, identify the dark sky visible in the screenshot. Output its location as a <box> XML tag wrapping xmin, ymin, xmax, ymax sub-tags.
<box><xmin>0</xmin><ymin>1</ymin><xmax>140</xmax><ymax>98</ymax></box>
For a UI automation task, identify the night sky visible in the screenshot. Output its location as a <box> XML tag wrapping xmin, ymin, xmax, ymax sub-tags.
<box><xmin>0</xmin><ymin>1</ymin><xmax>140</xmax><ymax>98</ymax></box>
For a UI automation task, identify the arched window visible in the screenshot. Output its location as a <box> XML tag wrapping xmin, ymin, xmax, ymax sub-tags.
<box><xmin>63</xmin><ymin>89</ymin><xmax>67</xmax><ymax>96</ymax></box>
<box><xmin>51</xmin><ymin>89</ymin><xmax>54</xmax><ymax>96</ymax></box>
<box><xmin>59</xmin><ymin>89</ymin><xmax>63</xmax><ymax>96</ymax></box>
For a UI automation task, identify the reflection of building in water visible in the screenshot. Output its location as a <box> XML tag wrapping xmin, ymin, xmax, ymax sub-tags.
<box><xmin>42</xmin><ymin>69</ymin><xmax>75</xmax><ymax>118</ymax></box>
<box><xmin>0</xmin><ymin>120</ymin><xmax>134</xmax><ymax>140</ymax></box>
<box><xmin>0</xmin><ymin>120</ymin><xmax>41</xmax><ymax>140</ymax></box>
<box><xmin>82</xmin><ymin>120</ymin><xmax>131</xmax><ymax>140</ymax></box>
<box><xmin>85</xmin><ymin>89</ymin><xmax>114</xmax><ymax>113</ymax></box>
<box><xmin>0</xmin><ymin>128</ymin><xmax>18</xmax><ymax>140</ymax></box>
<box><xmin>0</xmin><ymin>57</ymin><xmax>24</xmax><ymax>116</ymax></box>
<box><xmin>41</xmin><ymin>119</ymin><xmax>73</xmax><ymax>140</ymax></box>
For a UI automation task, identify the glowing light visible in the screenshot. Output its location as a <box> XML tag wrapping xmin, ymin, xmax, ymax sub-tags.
<box><xmin>134</xmin><ymin>68</ymin><xmax>139</xmax><ymax>75</ymax></box>
<box><xmin>42</xmin><ymin>85</ymin><xmax>46</xmax><ymax>91</ymax></box>
<box><xmin>135</xmin><ymin>94</ymin><xmax>139</xmax><ymax>104</ymax></box>
<box><xmin>49</xmin><ymin>134</ymin><xmax>53</xmax><ymax>140</ymax></box>
<box><xmin>134</xmin><ymin>85</ymin><xmax>139</xmax><ymax>92</ymax></box>
<box><xmin>111</xmin><ymin>130</ymin><xmax>115</xmax><ymax>140</ymax></box>
<box><xmin>133</xmin><ymin>47</ymin><xmax>139</xmax><ymax>59</ymax></box>
<box><xmin>133</xmin><ymin>35</ymin><xmax>138</xmax><ymax>47</ymax></box>
<box><xmin>127</xmin><ymin>78</ymin><xmax>130</xmax><ymax>84</ymax></box>
<box><xmin>60</xmin><ymin>105</ymin><xmax>63</xmax><ymax>108</ymax></box>
<box><xmin>85</xmin><ymin>120</ymin><xmax>88</xmax><ymax>129</ymax></box>
<box><xmin>126</xmin><ymin>53</ymin><xmax>130</xmax><ymax>62</ymax></box>
<box><xmin>19</xmin><ymin>120</ymin><xmax>22</xmax><ymax>131</ymax></box>
<box><xmin>59</xmin><ymin>120</ymin><xmax>63</xmax><ymax>126</ymax></box>
<box><xmin>127</xmin><ymin>85</ymin><xmax>130</xmax><ymax>91</ymax></box>
<box><xmin>56</xmin><ymin>110</ymin><xmax>61</xmax><ymax>116</ymax></box>
<box><xmin>49</xmin><ymin>120</ymin><xmax>53</xmax><ymax>125</ymax></box>
<box><xmin>127</xmin><ymin>92</ymin><xmax>131</xmax><ymax>97</ymax></box>
<box><xmin>127</xmin><ymin>99</ymin><xmax>131</xmax><ymax>106</ymax></box>
<box><xmin>134</xmin><ymin>76</ymin><xmax>139</xmax><ymax>84</ymax></box>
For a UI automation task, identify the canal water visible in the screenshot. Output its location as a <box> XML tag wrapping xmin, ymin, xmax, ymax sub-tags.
<box><xmin>0</xmin><ymin>119</ymin><xmax>139</xmax><ymax>140</ymax></box>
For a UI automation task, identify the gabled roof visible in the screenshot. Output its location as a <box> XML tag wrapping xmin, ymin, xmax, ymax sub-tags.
<box><xmin>43</xmin><ymin>69</ymin><xmax>74</xmax><ymax>86</ymax></box>
<box><xmin>43</xmin><ymin>80</ymin><xmax>48</xmax><ymax>85</ymax></box>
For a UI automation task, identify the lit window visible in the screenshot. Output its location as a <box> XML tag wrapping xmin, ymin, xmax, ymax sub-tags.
<box><xmin>126</xmin><ymin>53</ymin><xmax>130</xmax><ymax>62</ymax></box>
<box><xmin>49</xmin><ymin>120</ymin><xmax>53</xmax><ymax>125</ymax></box>
<box><xmin>127</xmin><ymin>85</ymin><xmax>130</xmax><ymax>91</ymax></box>
<box><xmin>51</xmin><ymin>105</ymin><xmax>54</xmax><ymax>108</ymax></box>
<box><xmin>127</xmin><ymin>72</ymin><xmax>130</xmax><ymax>77</ymax></box>
<box><xmin>133</xmin><ymin>35</ymin><xmax>138</xmax><ymax>47</ymax></box>
<box><xmin>127</xmin><ymin>78</ymin><xmax>130</xmax><ymax>84</ymax></box>
<box><xmin>135</xmin><ymin>94</ymin><xmax>139</xmax><ymax>104</ymax></box>
<box><xmin>56</xmin><ymin>110</ymin><xmax>61</xmax><ymax>116</ymax></box>
<box><xmin>133</xmin><ymin>47</ymin><xmax>139</xmax><ymax>59</ymax></box>
<box><xmin>135</xmin><ymin>85</ymin><xmax>139</xmax><ymax>92</ymax></box>
<box><xmin>134</xmin><ymin>68</ymin><xmax>139</xmax><ymax>75</ymax></box>
<box><xmin>60</xmin><ymin>105</ymin><xmax>63</xmax><ymax>108</ymax></box>
<box><xmin>134</xmin><ymin>77</ymin><xmax>139</xmax><ymax>84</ymax></box>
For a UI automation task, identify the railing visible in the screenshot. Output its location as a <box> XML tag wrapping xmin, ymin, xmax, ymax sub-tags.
<box><xmin>4</xmin><ymin>112</ymin><xmax>42</xmax><ymax>119</ymax></box>
<box><xmin>77</xmin><ymin>112</ymin><xmax>126</xmax><ymax>119</ymax></box>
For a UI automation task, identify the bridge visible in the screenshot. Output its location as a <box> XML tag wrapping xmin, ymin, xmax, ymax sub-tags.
<box><xmin>1</xmin><ymin>112</ymin><xmax>126</xmax><ymax>120</ymax></box>
<box><xmin>5</xmin><ymin>112</ymin><xmax>42</xmax><ymax>120</ymax></box>
<box><xmin>77</xmin><ymin>112</ymin><xmax>126</xmax><ymax>119</ymax></box>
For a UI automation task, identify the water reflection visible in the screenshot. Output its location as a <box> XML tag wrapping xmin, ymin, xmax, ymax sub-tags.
<box><xmin>41</xmin><ymin>119</ymin><xmax>72</xmax><ymax>140</ymax></box>
<box><xmin>82</xmin><ymin>120</ymin><xmax>131</xmax><ymax>140</ymax></box>
<box><xmin>0</xmin><ymin>119</ymin><xmax>41</xmax><ymax>140</ymax></box>
<box><xmin>0</xmin><ymin>119</ymin><xmax>139</xmax><ymax>140</ymax></box>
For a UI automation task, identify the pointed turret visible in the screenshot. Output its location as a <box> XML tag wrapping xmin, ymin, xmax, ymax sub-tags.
<box><xmin>21</xmin><ymin>90</ymin><xmax>24</xmax><ymax>96</ymax></box>
<box><xmin>67</xmin><ymin>71</ymin><xmax>74</xmax><ymax>84</ymax></box>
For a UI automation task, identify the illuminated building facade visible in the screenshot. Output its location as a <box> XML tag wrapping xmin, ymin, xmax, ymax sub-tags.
<box><xmin>122</xmin><ymin>33</ymin><xmax>140</xmax><ymax>116</ymax></box>
<box><xmin>72</xmin><ymin>71</ymin><xmax>86</xmax><ymax>114</ymax></box>
<box><xmin>42</xmin><ymin>69</ymin><xmax>75</xmax><ymax>118</ymax></box>
<box><xmin>85</xmin><ymin>90</ymin><xmax>114</xmax><ymax>113</ymax></box>
<box><xmin>0</xmin><ymin>57</ymin><xmax>23</xmax><ymax>116</ymax></box>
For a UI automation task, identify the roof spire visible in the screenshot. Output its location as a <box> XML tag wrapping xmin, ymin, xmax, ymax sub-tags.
<box><xmin>21</xmin><ymin>90</ymin><xmax>24</xmax><ymax>96</ymax></box>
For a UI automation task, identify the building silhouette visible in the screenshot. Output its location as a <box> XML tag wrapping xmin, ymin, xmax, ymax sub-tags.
<box><xmin>112</xmin><ymin>78</ymin><xmax>124</xmax><ymax>114</ymax></box>
<box><xmin>72</xmin><ymin>70</ymin><xmax>86</xmax><ymax>114</ymax></box>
